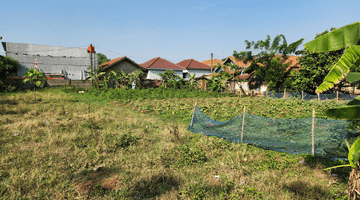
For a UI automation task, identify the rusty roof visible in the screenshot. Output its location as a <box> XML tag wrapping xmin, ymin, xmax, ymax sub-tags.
<box><xmin>100</xmin><ymin>56</ymin><xmax>145</xmax><ymax>71</ymax></box>
<box><xmin>202</xmin><ymin>58</ymin><xmax>223</xmax><ymax>66</ymax></box>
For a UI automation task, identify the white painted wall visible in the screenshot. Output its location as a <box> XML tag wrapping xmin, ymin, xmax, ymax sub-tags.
<box><xmin>186</xmin><ymin>69</ymin><xmax>211</xmax><ymax>79</ymax></box>
<box><xmin>146</xmin><ymin>69</ymin><xmax>183</xmax><ymax>80</ymax></box>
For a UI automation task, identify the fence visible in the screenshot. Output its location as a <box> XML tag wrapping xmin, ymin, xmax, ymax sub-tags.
<box><xmin>188</xmin><ymin>105</ymin><xmax>358</xmax><ymax>159</ymax></box>
<box><xmin>267</xmin><ymin>90</ymin><xmax>358</xmax><ymax>101</ymax></box>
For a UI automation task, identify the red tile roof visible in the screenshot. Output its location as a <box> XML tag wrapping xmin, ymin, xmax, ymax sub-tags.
<box><xmin>100</xmin><ymin>56</ymin><xmax>145</xmax><ymax>71</ymax></box>
<box><xmin>140</xmin><ymin>57</ymin><xmax>185</xmax><ymax>70</ymax></box>
<box><xmin>202</xmin><ymin>58</ymin><xmax>223</xmax><ymax>66</ymax></box>
<box><xmin>177</xmin><ymin>59</ymin><xmax>212</xmax><ymax>70</ymax></box>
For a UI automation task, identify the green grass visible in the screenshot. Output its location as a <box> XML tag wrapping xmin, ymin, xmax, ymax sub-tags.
<box><xmin>0</xmin><ymin>88</ymin><xmax>353</xmax><ymax>199</ymax></box>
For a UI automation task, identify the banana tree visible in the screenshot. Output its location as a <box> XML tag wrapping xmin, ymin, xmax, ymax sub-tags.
<box><xmin>305</xmin><ymin>21</ymin><xmax>360</xmax><ymax>199</ymax></box>
<box><xmin>305</xmin><ymin>21</ymin><xmax>360</xmax><ymax>93</ymax></box>
<box><xmin>84</xmin><ymin>67</ymin><xmax>105</xmax><ymax>89</ymax></box>
<box><xmin>109</xmin><ymin>70</ymin><xmax>131</xmax><ymax>89</ymax></box>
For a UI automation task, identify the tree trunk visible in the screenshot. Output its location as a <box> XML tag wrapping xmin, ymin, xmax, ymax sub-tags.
<box><xmin>348</xmin><ymin>168</ymin><xmax>360</xmax><ymax>200</ymax></box>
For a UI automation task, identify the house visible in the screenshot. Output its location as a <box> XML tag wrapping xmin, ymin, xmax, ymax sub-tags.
<box><xmin>176</xmin><ymin>59</ymin><xmax>212</xmax><ymax>79</ymax></box>
<box><xmin>202</xmin><ymin>58</ymin><xmax>223</xmax><ymax>72</ymax></box>
<box><xmin>100</xmin><ymin>56</ymin><xmax>145</xmax><ymax>74</ymax></box>
<box><xmin>140</xmin><ymin>57</ymin><xmax>186</xmax><ymax>80</ymax></box>
<box><xmin>1</xmin><ymin>42</ymin><xmax>97</xmax><ymax>80</ymax></box>
<box><xmin>222</xmin><ymin>56</ymin><xmax>249</xmax><ymax>73</ymax></box>
<box><xmin>201</xmin><ymin>55</ymin><xmax>300</xmax><ymax>95</ymax></box>
<box><xmin>231</xmin><ymin>55</ymin><xmax>301</xmax><ymax>95</ymax></box>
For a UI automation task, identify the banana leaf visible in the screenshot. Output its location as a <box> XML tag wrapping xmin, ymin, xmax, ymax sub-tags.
<box><xmin>349</xmin><ymin>138</ymin><xmax>360</xmax><ymax>168</ymax></box>
<box><xmin>346</xmin><ymin>72</ymin><xmax>360</xmax><ymax>84</ymax></box>
<box><xmin>316</xmin><ymin>45</ymin><xmax>360</xmax><ymax>93</ymax></box>
<box><xmin>348</xmin><ymin>96</ymin><xmax>360</xmax><ymax>106</ymax></box>
<box><xmin>326</xmin><ymin>105</ymin><xmax>360</xmax><ymax>120</ymax></box>
<box><xmin>304</xmin><ymin>21</ymin><xmax>360</xmax><ymax>53</ymax></box>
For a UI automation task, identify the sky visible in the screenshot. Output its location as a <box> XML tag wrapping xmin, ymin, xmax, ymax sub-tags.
<box><xmin>1</xmin><ymin>0</ymin><xmax>360</xmax><ymax>64</ymax></box>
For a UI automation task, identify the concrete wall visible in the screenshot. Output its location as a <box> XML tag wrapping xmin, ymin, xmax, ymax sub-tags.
<box><xmin>2</xmin><ymin>42</ymin><xmax>98</xmax><ymax>80</ymax></box>
<box><xmin>103</xmin><ymin>60</ymin><xmax>141</xmax><ymax>74</ymax></box>
<box><xmin>46</xmin><ymin>79</ymin><xmax>92</xmax><ymax>88</ymax></box>
<box><xmin>146</xmin><ymin>69</ymin><xmax>183</xmax><ymax>80</ymax></box>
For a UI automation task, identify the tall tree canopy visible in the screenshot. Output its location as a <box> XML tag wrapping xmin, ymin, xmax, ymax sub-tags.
<box><xmin>304</xmin><ymin>21</ymin><xmax>360</xmax><ymax>93</ymax></box>
<box><xmin>98</xmin><ymin>53</ymin><xmax>110</xmax><ymax>66</ymax></box>
<box><xmin>234</xmin><ymin>34</ymin><xmax>304</xmax><ymax>91</ymax></box>
<box><xmin>290</xmin><ymin>28</ymin><xmax>344</xmax><ymax>94</ymax></box>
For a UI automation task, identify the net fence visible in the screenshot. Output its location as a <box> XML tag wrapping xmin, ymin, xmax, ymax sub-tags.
<box><xmin>267</xmin><ymin>91</ymin><xmax>358</xmax><ymax>101</ymax></box>
<box><xmin>188</xmin><ymin>106</ymin><xmax>358</xmax><ymax>159</ymax></box>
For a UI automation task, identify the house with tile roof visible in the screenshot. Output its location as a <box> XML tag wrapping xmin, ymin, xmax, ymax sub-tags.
<box><xmin>100</xmin><ymin>56</ymin><xmax>145</xmax><ymax>74</ymax></box>
<box><xmin>177</xmin><ymin>59</ymin><xmax>212</xmax><ymax>78</ymax></box>
<box><xmin>202</xmin><ymin>55</ymin><xmax>300</xmax><ymax>95</ymax></box>
<box><xmin>140</xmin><ymin>57</ymin><xmax>186</xmax><ymax>80</ymax></box>
<box><xmin>202</xmin><ymin>58</ymin><xmax>223</xmax><ymax>72</ymax></box>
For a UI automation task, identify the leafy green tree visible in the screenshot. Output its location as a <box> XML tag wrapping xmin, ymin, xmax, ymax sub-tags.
<box><xmin>84</xmin><ymin>67</ymin><xmax>105</xmax><ymax>89</ymax></box>
<box><xmin>234</xmin><ymin>35</ymin><xmax>304</xmax><ymax>91</ymax></box>
<box><xmin>158</xmin><ymin>70</ymin><xmax>180</xmax><ymax>88</ymax></box>
<box><xmin>98</xmin><ymin>53</ymin><xmax>110</xmax><ymax>66</ymax></box>
<box><xmin>23</xmin><ymin>68</ymin><xmax>47</xmax><ymax>102</ymax></box>
<box><xmin>305</xmin><ymin>21</ymin><xmax>360</xmax><ymax>199</ymax></box>
<box><xmin>0</xmin><ymin>56</ymin><xmax>18</xmax><ymax>78</ymax></box>
<box><xmin>290</xmin><ymin>28</ymin><xmax>344</xmax><ymax>93</ymax></box>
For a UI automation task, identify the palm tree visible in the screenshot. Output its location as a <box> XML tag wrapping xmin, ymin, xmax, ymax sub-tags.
<box><xmin>305</xmin><ymin>21</ymin><xmax>360</xmax><ymax>199</ymax></box>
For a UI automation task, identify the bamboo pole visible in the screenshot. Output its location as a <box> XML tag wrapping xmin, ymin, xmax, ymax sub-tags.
<box><xmin>312</xmin><ymin>109</ymin><xmax>315</xmax><ymax>156</ymax></box>
<box><xmin>241</xmin><ymin>106</ymin><xmax>246</xmax><ymax>143</ymax></box>
<box><xmin>336</xmin><ymin>90</ymin><xmax>339</xmax><ymax>102</ymax></box>
<box><xmin>317</xmin><ymin>93</ymin><xmax>320</xmax><ymax>102</ymax></box>
<box><xmin>190</xmin><ymin>102</ymin><xmax>197</xmax><ymax>127</ymax></box>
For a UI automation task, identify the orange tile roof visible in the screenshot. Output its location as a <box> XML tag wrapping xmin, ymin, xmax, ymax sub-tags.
<box><xmin>204</xmin><ymin>55</ymin><xmax>300</xmax><ymax>79</ymax></box>
<box><xmin>177</xmin><ymin>59</ymin><xmax>212</xmax><ymax>70</ymax></box>
<box><xmin>202</xmin><ymin>58</ymin><xmax>223</xmax><ymax>66</ymax></box>
<box><xmin>140</xmin><ymin>57</ymin><xmax>185</xmax><ymax>70</ymax></box>
<box><xmin>100</xmin><ymin>56</ymin><xmax>126</xmax><ymax>70</ymax></box>
<box><xmin>226</xmin><ymin>56</ymin><xmax>248</xmax><ymax>68</ymax></box>
<box><xmin>100</xmin><ymin>56</ymin><xmax>145</xmax><ymax>71</ymax></box>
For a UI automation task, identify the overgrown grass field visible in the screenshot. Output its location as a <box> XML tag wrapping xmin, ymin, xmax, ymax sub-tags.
<box><xmin>0</xmin><ymin>88</ymin><xmax>354</xmax><ymax>199</ymax></box>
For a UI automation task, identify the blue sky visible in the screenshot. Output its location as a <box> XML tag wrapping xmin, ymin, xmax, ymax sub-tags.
<box><xmin>1</xmin><ymin>0</ymin><xmax>359</xmax><ymax>64</ymax></box>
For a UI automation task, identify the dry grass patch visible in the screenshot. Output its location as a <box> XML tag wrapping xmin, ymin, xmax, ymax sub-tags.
<box><xmin>0</xmin><ymin>89</ymin><xmax>351</xmax><ymax>199</ymax></box>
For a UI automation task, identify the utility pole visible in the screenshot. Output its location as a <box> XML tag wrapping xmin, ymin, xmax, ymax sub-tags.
<box><xmin>211</xmin><ymin>53</ymin><xmax>213</xmax><ymax>74</ymax></box>
<box><xmin>90</xmin><ymin>44</ymin><xmax>93</xmax><ymax>73</ymax></box>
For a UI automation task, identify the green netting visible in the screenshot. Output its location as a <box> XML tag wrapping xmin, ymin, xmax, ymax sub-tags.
<box><xmin>188</xmin><ymin>106</ymin><xmax>358</xmax><ymax>159</ymax></box>
<box><xmin>267</xmin><ymin>91</ymin><xmax>358</xmax><ymax>101</ymax></box>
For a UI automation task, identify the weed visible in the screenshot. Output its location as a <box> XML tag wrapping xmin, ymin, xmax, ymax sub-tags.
<box><xmin>161</xmin><ymin>145</ymin><xmax>207</xmax><ymax>167</ymax></box>
<box><xmin>113</xmin><ymin>133</ymin><xmax>139</xmax><ymax>149</ymax></box>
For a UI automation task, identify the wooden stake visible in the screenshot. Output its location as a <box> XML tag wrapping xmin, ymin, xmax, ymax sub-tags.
<box><xmin>190</xmin><ymin>102</ymin><xmax>197</xmax><ymax>127</ymax></box>
<box><xmin>241</xmin><ymin>106</ymin><xmax>246</xmax><ymax>143</ymax></box>
<box><xmin>336</xmin><ymin>90</ymin><xmax>339</xmax><ymax>101</ymax></box>
<box><xmin>302</xmin><ymin>91</ymin><xmax>304</xmax><ymax>100</ymax></box>
<box><xmin>283</xmin><ymin>88</ymin><xmax>286</xmax><ymax>99</ymax></box>
<box><xmin>312</xmin><ymin>109</ymin><xmax>315</xmax><ymax>156</ymax></box>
